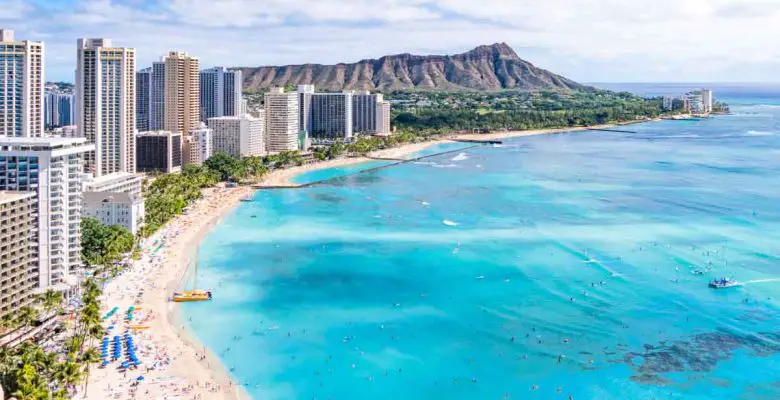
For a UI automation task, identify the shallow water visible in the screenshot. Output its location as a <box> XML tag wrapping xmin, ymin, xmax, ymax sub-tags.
<box><xmin>185</xmin><ymin>87</ymin><xmax>780</xmax><ymax>399</ymax></box>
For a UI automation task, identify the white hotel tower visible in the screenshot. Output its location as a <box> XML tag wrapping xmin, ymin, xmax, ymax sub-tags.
<box><xmin>0</xmin><ymin>137</ymin><xmax>94</xmax><ymax>293</ymax></box>
<box><xmin>0</xmin><ymin>29</ymin><xmax>44</xmax><ymax>137</ymax></box>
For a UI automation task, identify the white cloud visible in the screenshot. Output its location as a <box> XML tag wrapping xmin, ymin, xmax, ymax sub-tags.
<box><xmin>9</xmin><ymin>0</ymin><xmax>780</xmax><ymax>82</ymax></box>
<box><xmin>0</xmin><ymin>0</ymin><xmax>30</xmax><ymax>20</ymax></box>
<box><xmin>165</xmin><ymin>0</ymin><xmax>438</xmax><ymax>27</ymax></box>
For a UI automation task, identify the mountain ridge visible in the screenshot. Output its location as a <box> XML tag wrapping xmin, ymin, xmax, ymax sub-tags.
<box><xmin>237</xmin><ymin>43</ymin><xmax>584</xmax><ymax>92</ymax></box>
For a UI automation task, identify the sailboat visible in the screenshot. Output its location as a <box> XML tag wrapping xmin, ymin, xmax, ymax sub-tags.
<box><xmin>172</xmin><ymin>249</ymin><xmax>213</xmax><ymax>302</ymax></box>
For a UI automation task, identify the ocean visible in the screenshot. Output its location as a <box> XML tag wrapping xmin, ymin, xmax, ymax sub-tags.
<box><xmin>184</xmin><ymin>84</ymin><xmax>780</xmax><ymax>399</ymax></box>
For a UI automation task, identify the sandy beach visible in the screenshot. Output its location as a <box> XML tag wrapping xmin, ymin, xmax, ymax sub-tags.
<box><xmin>85</xmin><ymin>186</ymin><xmax>253</xmax><ymax>400</ymax></box>
<box><xmin>256</xmin><ymin>140</ymin><xmax>450</xmax><ymax>187</ymax></box>
<box><xmin>84</xmin><ymin>121</ymin><xmax>652</xmax><ymax>399</ymax></box>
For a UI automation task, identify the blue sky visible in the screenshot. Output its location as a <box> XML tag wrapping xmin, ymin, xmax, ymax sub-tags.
<box><xmin>3</xmin><ymin>0</ymin><xmax>779</xmax><ymax>83</ymax></box>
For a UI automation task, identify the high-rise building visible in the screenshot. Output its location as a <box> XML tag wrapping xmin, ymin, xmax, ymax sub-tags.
<box><xmin>163</xmin><ymin>51</ymin><xmax>199</xmax><ymax>136</ymax></box>
<box><xmin>0</xmin><ymin>137</ymin><xmax>94</xmax><ymax>293</ymax></box>
<box><xmin>200</xmin><ymin>67</ymin><xmax>242</xmax><ymax>122</ymax></box>
<box><xmin>686</xmin><ymin>92</ymin><xmax>704</xmax><ymax>114</ymax></box>
<box><xmin>208</xmin><ymin>114</ymin><xmax>265</xmax><ymax>158</ymax></box>
<box><xmin>700</xmin><ymin>89</ymin><xmax>713</xmax><ymax>113</ymax></box>
<box><xmin>264</xmin><ymin>88</ymin><xmax>299</xmax><ymax>152</ymax></box>
<box><xmin>0</xmin><ymin>191</ymin><xmax>37</xmax><ymax>317</ymax></box>
<box><xmin>297</xmin><ymin>85</ymin><xmax>315</xmax><ymax>134</ymax></box>
<box><xmin>310</xmin><ymin>92</ymin><xmax>353</xmax><ymax>141</ymax></box>
<box><xmin>352</xmin><ymin>92</ymin><xmax>379</xmax><ymax>134</ymax></box>
<box><xmin>188</xmin><ymin>123</ymin><xmax>213</xmax><ymax>166</ymax></box>
<box><xmin>76</xmin><ymin>38</ymin><xmax>136</xmax><ymax>177</ymax></box>
<box><xmin>352</xmin><ymin>92</ymin><xmax>391</xmax><ymax>135</ymax></box>
<box><xmin>136</xmin><ymin>67</ymin><xmax>152</xmax><ymax>132</ymax></box>
<box><xmin>376</xmin><ymin>100</ymin><xmax>391</xmax><ymax>134</ymax></box>
<box><xmin>44</xmin><ymin>91</ymin><xmax>75</xmax><ymax>129</ymax></box>
<box><xmin>151</xmin><ymin>61</ymin><xmax>165</xmax><ymax>130</ymax></box>
<box><xmin>135</xmin><ymin>131</ymin><xmax>182</xmax><ymax>173</ymax></box>
<box><xmin>0</xmin><ymin>29</ymin><xmax>44</xmax><ymax>137</ymax></box>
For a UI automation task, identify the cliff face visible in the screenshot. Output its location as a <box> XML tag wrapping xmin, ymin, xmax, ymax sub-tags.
<box><xmin>238</xmin><ymin>43</ymin><xmax>584</xmax><ymax>92</ymax></box>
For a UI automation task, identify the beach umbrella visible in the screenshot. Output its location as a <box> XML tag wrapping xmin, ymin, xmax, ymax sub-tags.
<box><xmin>136</xmin><ymin>376</ymin><xmax>145</xmax><ymax>381</ymax></box>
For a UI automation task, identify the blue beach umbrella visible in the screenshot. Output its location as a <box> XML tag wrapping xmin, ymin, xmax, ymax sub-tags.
<box><xmin>136</xmin><ymin>376</ymin><xmax>145</xmax><ymax>381</ymax></box>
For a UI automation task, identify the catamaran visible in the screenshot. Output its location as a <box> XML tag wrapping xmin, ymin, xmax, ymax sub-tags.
<box><xmin>172</xmin><ymin>249</ymin><xmax>213</xmax><ymax>302</ymax></box>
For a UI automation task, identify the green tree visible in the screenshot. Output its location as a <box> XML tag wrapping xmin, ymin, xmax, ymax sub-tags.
<box><xmin>204</xmin><ymin>152</ymin><xmax>241</xmax><ymax>181</ymax></box>
<box><xmin>38</xmin><ymin>289</ymin><xmax>63</xmax><ymax>317</ymax></box>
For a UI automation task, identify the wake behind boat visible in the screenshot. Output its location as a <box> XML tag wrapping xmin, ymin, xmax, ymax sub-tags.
<box><xmin>708</xmin><ymin>277</ymin><xmax>741</xmax><ymax>289</ymax></box>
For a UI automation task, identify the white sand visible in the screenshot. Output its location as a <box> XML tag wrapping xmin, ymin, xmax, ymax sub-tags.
<box><xmin>85</xmin><ymin>186</ymin><xmax>252</xmax><ymax>400</ymax></box>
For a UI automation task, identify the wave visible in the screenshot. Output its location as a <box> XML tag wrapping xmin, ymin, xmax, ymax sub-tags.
<box><xmin>431</xmin><ymin>163</ymin><xmax>458</xmax><ymax>168</ymax></box>
<box><xmin>745</xmin><ymin>130</ymin><xmax>774</xmax><ymax>136</ymax></box>
<box><xmin>442</xmin><ymin>220</ymin><xmax>459</xmax><ymax>226</ymax></box>
<box><xmin>451</xmin><ymin>152</ymin><xmax>469</xmax><ymax>161</ymax></box>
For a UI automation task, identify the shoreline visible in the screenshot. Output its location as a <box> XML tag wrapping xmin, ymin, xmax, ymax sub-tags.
<box><xmin>86</xmin><ymin>186</ymin><xmax>253</xmax><ymax>400</ymax></box>
<box><xmin>258</xmin><ymin>119</ymin><xmax>661</xmax><ymax>187</ymax></box>
<box><xmin>87</xmin><ymin>118</ymin><xmax>661</xmax><ymax>399</ymax></box>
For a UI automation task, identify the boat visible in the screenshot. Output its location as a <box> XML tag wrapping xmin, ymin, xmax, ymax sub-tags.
<box><xmin>708</xmin><ymin>277</ymin><xmax>741</xmax><ymax>289</ymax></box>
<box><xmin>172</xmin><ymin>290</ymin><xmax>212</xmax><ymax>302</ymax></box>
<box><xmin>172</xmin><ymin>249</ymin><xmax>213</xmax><ymax>302</ymax></box>
<box><xmin>240</xmin><ymin>196</ymin><xmax>253</xmax><ymax>202</ymax></box>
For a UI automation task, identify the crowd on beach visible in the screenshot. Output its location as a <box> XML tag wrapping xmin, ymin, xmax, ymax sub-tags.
<box><xmin>85</xmin><ymin>186</ymin><xmax>250</xmax><ymax>399</ymax></box>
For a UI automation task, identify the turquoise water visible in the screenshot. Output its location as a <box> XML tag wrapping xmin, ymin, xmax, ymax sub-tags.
<box><xmin>185</xmin><ymin>89</ymin><xmax>780</xmax><ymax>399</ymax></box>
<box><xmin>293</xmin><ymin>142</ymin><xmax>474</xmax><ymax>185</ymax></box>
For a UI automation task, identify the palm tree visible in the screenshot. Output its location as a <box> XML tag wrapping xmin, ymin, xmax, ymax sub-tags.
<box><xmin>11</xmin><ymin>364</ymin><xmax>48</xmax><ymax>400</ymax></box>
<box><xmin>0</xmin><ymin>312</ymin><xmax>17</xmax><ymax>332</ymax></box>
<box><xmin>15</xmin><ymin>306</ymin><xmax>38</xmax><ymax>330</ymax></box>
<box><xmin>38</xmin><ymin>289</ymin><xmax>63</xmax><ymax>317</ymax></box>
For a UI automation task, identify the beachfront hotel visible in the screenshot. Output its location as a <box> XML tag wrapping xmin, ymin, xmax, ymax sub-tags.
<box><xmin>200</xmin><ymin>67</ymin><xmax>243</xmax><ymax>122</ymax></box>
<box><xmin>76</xmin><ymin>38</ymin><xmax>136</xmax><ymax>176</ymax></box>
<box><xmin>351</xmin><ymin>92</ymin><xmax>392</xmax><ymax>135</ymax></box>
<box><xmin>208</xmin><ymin>114</ymin><xmax>265</xmax><ymax>158</ymax></box>
<box><xmin>0</xmin><ymin>191</ymin><xmax>37</xmax><ymax>317</ymax></box>
<box><xmin>264</xmin><ymin>88</ymin><xmax>300</xmax><ymax>152</ymax></box>
<box><xmin>0</xmin><ymin>29</ymin><xmax>44</xmax><ymax>138</ymax></box>
<box><xmin>82</xmin><ymin>191</ymin><xmax>144</xmax><ymax>235</ymax></box>
<box><xmin>310</xmin><ymin>91</ymin><xmax>354</xmax><ymax>142</ymax></box>
<box><xmin>0</xmin><ymin>137</ymin><xmax>94</xmax><ymax>294</ymax></box>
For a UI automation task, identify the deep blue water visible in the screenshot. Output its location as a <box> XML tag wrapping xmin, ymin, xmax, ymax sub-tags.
<box><xmin>185</xmin><ymin>85</ymin><xmax>780</xmax><ymax>399</ymax></box>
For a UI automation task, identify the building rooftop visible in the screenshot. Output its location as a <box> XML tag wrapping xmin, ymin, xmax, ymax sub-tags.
<box><xmin>0</xmin><ymin>191</ymin><xmax>35</xmax><ymax>204</ymax></box>
<box><xmin>83</xmin><ymin>191</ymin><xmax>141</xmax><ymax>204</ymax></box>
<box><xmin>85</xmin><ymin>172</ymin><xmax>142</xmax><ymax>186</ymax></box>
<box><xmin>0</xmin><ymin>136</ymin><xmax>88</xmax><ymax>147</ymax></box>
<box><xmin>136</xmin><ymin>130</ymin><xmax>180</xmax><ymax>137</ymax></box>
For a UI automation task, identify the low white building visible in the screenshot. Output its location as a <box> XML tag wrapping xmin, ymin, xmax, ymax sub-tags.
<box><xmin>208</xmin><ymin>114</ymin><xmax>265</xmax><ymax>158</ymax></box>
<box><xmin>83</xmin><ymin>191</ymin><xmax>145</xmax><ymax>235</ymax></box>
<box><xmin>82</xmin><ymin>172</ymin><xmax>145</xmax><ymax>234</ymax></box>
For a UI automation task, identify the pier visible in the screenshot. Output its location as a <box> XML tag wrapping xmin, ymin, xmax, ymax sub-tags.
<box><xmin>258</xmin><ymin>145</ymin><xmax>481</xmax><ymax>189</ymax></box>
<box><xmin>586</xmin><ymin>128</ymin><xmax>638</xmax><ymax>134</ymax></box>
<box><xmin>452</xmin><ymin>139</ymin><xmax>503</xmax><ymax>144</ymax></box>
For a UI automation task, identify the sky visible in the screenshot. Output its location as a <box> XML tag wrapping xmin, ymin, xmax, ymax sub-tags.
<box><xmin>2</xmin><ymin>0</ymin><xmax>780</xmax><ymax>83</ymax></box>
